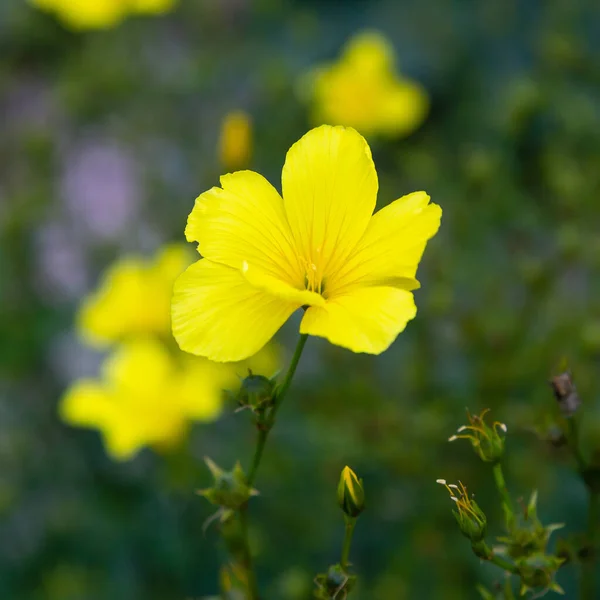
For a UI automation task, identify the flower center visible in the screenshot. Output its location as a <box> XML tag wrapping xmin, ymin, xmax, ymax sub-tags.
<box><xmin>303</xmin><ymin>257</ymin><xmax>325</xmax><ymax>295</ymax></box>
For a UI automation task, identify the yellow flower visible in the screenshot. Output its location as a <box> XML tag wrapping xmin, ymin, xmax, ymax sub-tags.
<box><xmin>60</xmin><ymin>339</ymin><xmax>223</xmax><ymax>459</ymax></box>
<box><xmin>79</xmin><ymin>244</ymin><xmax>191</xmax><ymax>347</ymax></box>
<box><xmin>219</xmin><ymin>111</ymin><xmax>253</xmax><ymax>171</ymax></box>
<box><xmin>60</xmin><ymin>339</ymin><xmax>279</xmax><ymax>460</ymax></box>
<box><xmin>172</xmin><ymin>125</ymin><xmax>441</xmax><ymax>362</ymax></box>
<box><xmin>29</xmin><ymin>0</ymin><xmax>176</xmax><ymax>30</ymax></box>
<box><xmin>305</xmin><ymin>31</ymin><xmax>429</xmax><ymax>137</ymax></box>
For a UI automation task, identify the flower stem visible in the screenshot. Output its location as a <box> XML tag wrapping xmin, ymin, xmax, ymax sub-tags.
<box><xmin>246</xmin><ymin>429</ymin><xmax>268</xmax><ymax>488</ymax></box>
<box><xmin>492</xmin><ymin>462</ymin><xmax>514</xmax><ymax>527</ymax></box>
<box><xmin>237</xmin><ymin>333</ymin><xmax>309</xmax><ymax>599</ymax></box>
<box><xmin>474</xmin><ymin>541</ymin><xmax>519</xmax><ymax>574</ymax></box>
<box><xmin>271</xmin><ymin>333</ymin><xmax>309</xmax><ymax>424</ymax></box>
<box><xmin>247</xmin><ymin>333</ymin><xmax>308</xmax><ymax>487</ymax></box>
<box><xmin>239</xmin><ymin>507</ymin><xmax>260</xmax><ymax>600</ymax></box>
<box><xmin>341</xmin><ymin>517</ymin><xmax>357</xmax><ymax>570</ymax></box>
<box><xmin>582</xmin><ymin>490</ymin><xmax>599</xmax><ymax>600</ymax></box>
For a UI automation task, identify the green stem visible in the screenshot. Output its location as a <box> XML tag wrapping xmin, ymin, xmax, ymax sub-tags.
<box><xmin>340</xmin><ymin>517</ymin><xmax>357</xmax><ymax>570</ymax></box>
<box><xmin>474</xmin><ymin>541</ymin><xmax>519</xmax><ymax>575</ymax></box>
<box><xmin>239</xmin><ymin>508</ymin><xmax>260</xmax><ymax>600</ymax></box>
<box><xmin>492</xmin><ymin>462</ymin><xmax>514</xmax><ymax>526</ymax></box>
<box><xmin>582</xmin><ymin>491</ymin><xmax>599</xmax><ymax>600</ymax></box>
<box><xmin>271</xmin><ymin>333</ymin><xmax>308</xmax><ymax>423</ymax></box>
<box><xmin>246</xmin><ymin>429</ymin><xmax>268</xmax><ymax>488</ymax></box>
<box><xmin>237</xmin><ymin>334</ymin><xmax>308</xmax><ymax>599</ymax></box>
<box><xmin>246</xmin><ymin>333</ymin><xmax>308</xmax><ymax>487</ymax></box>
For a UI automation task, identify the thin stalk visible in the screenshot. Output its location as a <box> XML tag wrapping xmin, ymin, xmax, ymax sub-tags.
<box><xmin>475</xmin><ymin>541</ymin><xmax>519</xmax><ymax>575</ymax></box>
<box><xmin>246</xmin><ymin>429</ymin><xmax>268</xmax><ymax>488</ymax></box>
<box><xmin>340</xmin><ymin>518</ymin><xmax>357</xmax><ymax>570</ymax></box>
<box><xmin>237</xmin><ymin>333</ymin><xmax>309</xmax><ymax>599</ymax></box>
<box><xmin>239</xmin><ymin>508</ymin><xmax>259</xmax><ymax>600</ymax></box>
<box><xmin>246</xmin><ymin>333</ymin><xmax>308</xmax><ymax>487</ymax></box>
<box><xmin>492</xmin><ymin>462</ymin><xmax>514</xmax><ymax>525</ymax></box>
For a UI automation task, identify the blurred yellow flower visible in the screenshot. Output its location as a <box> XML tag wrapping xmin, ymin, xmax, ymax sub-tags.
<box><xmin>305</xmin><ymin>31</ymin><xmax>429</xmax><ymax>137</ymax></box>
<box><xmin>61</xmin><ymin>338</ymin><xmax>280</xmax><ymax>460</ymax></box>
<box><xmin>219</xmin><ymin>111</ymin><xmax>253</xmax><ymax>172</ymax></box>
<box><xmin>29</xmin><ymin>0</ymin><xmax>176</xmax><ymax>30</ymax></box>
<box><xmin>79</xmin><ymin>244</ymin><xmax>192</xmax><ymax>347</ymax></box>
<box><xmin>173</xmin><ymin>125</ymin><xmax>441</xmax><ymax>362</ymax></box>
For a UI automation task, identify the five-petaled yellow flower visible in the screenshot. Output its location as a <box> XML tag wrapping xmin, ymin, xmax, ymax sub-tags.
<box><xmin>79</xmin><ymin>244</ymin><xmax>191</xmax><ymax>347</ymax></box>
<box><xmin>30</xmin><ymin>0</ymin><xmax>176</xmax><ymax>30</ymax></box>
<box><xmin>306</xmin><ymin>31</ymin><xmax>429</xmax><ymax>137</ymax></box>
<box><xmin>172</xmin><ymin>125</ymin><xmax>441</xmax><ymax>362</ymax></box>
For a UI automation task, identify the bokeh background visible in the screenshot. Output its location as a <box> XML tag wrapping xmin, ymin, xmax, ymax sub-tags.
<box><xmin>2</xmin><ymin>0</ymin><xmax>600</xmax><ymax>598</ymax></box>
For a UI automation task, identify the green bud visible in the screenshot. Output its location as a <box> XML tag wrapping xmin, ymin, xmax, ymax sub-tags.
<box><xmin>337</xmin><ymin>466</ymin><xmax>365</xmax><ymax>519</ymax></box>
<box><xmin>449</xmin><ymin>409</ymin><xmax>507</xmax><ymax>462</ymax></box>
<box><xmin>236</xmin><ymin>371</ymin><xmax>276</xmax><ymax>413</ymax></box>
<box><xmin>437</xmin><ymin>479</ymin><xmax>487</xmax><ymax>543</ymax></box>
<box><xmin>197</xmin><ymin>457</ymin><xmax>258</xmax><ymax>510</ymax></box>
<box><xmin>314</xmin><ymin>564</ymin><xmax>356</xmax><ymax>600</ymax></box>
<box><xmin>515</xmin><ymin>553</ymin><xmax>564</xmax><ymax>596</ymax></box>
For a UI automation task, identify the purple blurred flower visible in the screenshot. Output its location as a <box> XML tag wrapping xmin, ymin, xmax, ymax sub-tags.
<box><xmin>61</xmin><ymin>139</ymin><xmax>141</xmax><ymax>240</ymax></box>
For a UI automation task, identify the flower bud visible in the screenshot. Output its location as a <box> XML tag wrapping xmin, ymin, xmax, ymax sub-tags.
<box><xmin>449</xmin><ymin>409</ymin><xmax>506</xmax><ymax>462</ymax></box>
<box><xmin>236</xmin><ymin>371</ymin><xmax>276</xmax><ymax>413</ymax></box>
<box><xmin>515</xmin><ymin>553</ymin><xmax>564</xmax><ymax>596</ymax></box>
<box><xmin>337</xmin><ymin>466</ymin><xmax>365</xmax><ymax>519</ymax></box>
<box><xmin>314</xmin><ymin>564</ymin><xmax>356</xmax><ymax>599</ymax></box>
<box><xmin>197</xmin><ymin>457</ymin><xmax>258</xmax><ymax>510</ymax></box>
<box><xmin>437</xmin><ymin>479</ymin><xmax>487</xmax><ymax>543</ymax></box>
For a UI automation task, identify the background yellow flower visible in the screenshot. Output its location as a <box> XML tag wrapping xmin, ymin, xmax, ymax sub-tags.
<box><xmin>29</xmin><ymin>0</ymin><xmax>177</xmax><ymax>30</ymax></box>
<box><xmin>219</xmin><ymin>111</ymin><xmax>253</xmax><ymax>172</ymax></box>
<box><xmin>78</xmin><ymin>244</ymin><xmax>191</xmax><ymax>347</ymax></box>
<box><xmin>60</xmin><ymin>339</ymin><xmax>224</xmax><ymax>459</ymax></box>
<box><xmin>305</xmin><ymin>31</ymin><xmax>429</xmax><ymax>137</ymax></box>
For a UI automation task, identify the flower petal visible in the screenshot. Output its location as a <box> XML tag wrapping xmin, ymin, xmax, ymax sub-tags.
<box><xmin>281</xmin><ymin>125</ymin><xmax>378</xmax><ymax>279</ymax></box>
<box><xmin>242</xmin><ymin>261</ymin><xmax>325</xmax><ymax>307</ymax></box>
<box><xmin>185</xmin><ymin>171</ymin><xmax>302</xmax><ymax>286</ymax></box>
<box><xmin>300</xmin><ymin>286</ymin><xmax>416</xmax><ymax>354</ymax></box>
<box><xmin>330</xmin><ymin>191</ymin><xmax>441</xmax><ymax>294</ymax></box>
<box><xmin>60</xmin><ymin>381</ymin><xmax>113</xmax><ymax>429</ymax></box>
<box><xmin>172</xmin><ymin>259</ymin><xmax>300</xmax><ymax>362</ymax></box>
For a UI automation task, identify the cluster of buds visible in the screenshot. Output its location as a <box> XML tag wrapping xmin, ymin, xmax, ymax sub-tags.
<box><xmin>449</xmin><ymin>408</ymin><xmax>507</xmax><ymax>463</ymax></box>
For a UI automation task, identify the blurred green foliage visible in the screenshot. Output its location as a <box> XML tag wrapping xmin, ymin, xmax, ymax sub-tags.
<box><xmin>1</xmin><ymin>0</ymin><xmax>600</xmax><ymax>598</ymax></box>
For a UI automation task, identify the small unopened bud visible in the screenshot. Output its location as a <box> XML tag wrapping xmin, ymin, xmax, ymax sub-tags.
<box><xmin>550</xmin><ymin>371</ymin><xmax>580</xmax><ymax>417</ymax></box>
<box><xmin>516</xmin><ymin>553</ymin><xmax>564</xmax><ymax>596</ymax></box>
<box><xmin>236</xmin><ymin>371</ymin><xmax>276</xmax><ymax>413</ymax></box>
<box><xmin>197</xmin><ymin>457</ymin><xmax>258</xmax><ymax>510</ymax></box>
<box><xmin>337</xmin><ymin>466</ymin><xmax>365</xmax><ymax>519</ymax></box>
<box><xmin>314</xmin><ymin>564</ymin><xmax>356</xmax><ymax>599</ymax></box>
<box><xmin>449</xmin><ymin>409</ymin><xmax>506</xmax><ymax>462</ymax></box>
<box><xmin>438</xmin><ymin>479</ymin><xmax>487</xmax><ymax>542</ymax></box>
